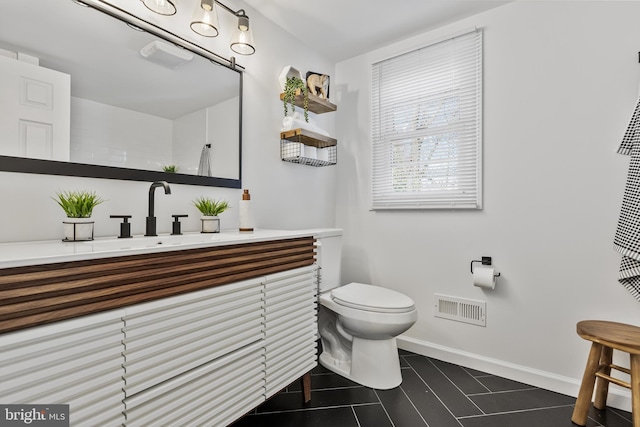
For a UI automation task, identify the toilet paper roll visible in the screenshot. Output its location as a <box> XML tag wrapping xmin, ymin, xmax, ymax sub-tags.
<box><xmin>473</xmin><ymin>266</ymin><xmax>497</xmax><ymax>289</ymax></box>
<box><xmin>317</xmin><ymin>147</ymin><xmax>330</xmax><ymax>162</ymax></box>
<box><xmin>282</xmin><ymin>142</ymin><xmax>302</xmax><ymax>159</ymax></box>
<box><xmin>303</xmin><ymin>146</ymin><xmax>318</xmax><ymax>160</ymax></box>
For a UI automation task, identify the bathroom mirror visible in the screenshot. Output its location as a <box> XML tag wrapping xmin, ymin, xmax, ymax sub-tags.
<box><xmin>0</xmin><ymin>0</ymin><xmax>242</xmax><ymax>188</ymax></box>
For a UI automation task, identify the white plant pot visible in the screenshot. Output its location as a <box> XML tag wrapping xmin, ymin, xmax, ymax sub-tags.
<box><xmin>278</xmin><ymin>66</ymin><xmax>303</xmax><ymax>91</ymax></box>
<box><xmin>63</xmin><ymin>217</ymin><xmax>95</xmax><ymax>241</ymax></box>
<box><xmin>200</xmin><ymin>216</ymin><xmax>220</xmax><ymax>233</ymax></box>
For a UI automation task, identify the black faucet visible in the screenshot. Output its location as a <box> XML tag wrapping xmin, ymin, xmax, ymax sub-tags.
<box><xmin>145</xmin><ymin>181</ymin><xmax>171</xmax><ymax>236</ymax></box>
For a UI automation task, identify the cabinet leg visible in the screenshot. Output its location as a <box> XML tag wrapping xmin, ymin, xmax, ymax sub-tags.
<box><xmin>302</xmin><ymin>372</ymin><xmax>312</xmax><ymax>403</ymax></box>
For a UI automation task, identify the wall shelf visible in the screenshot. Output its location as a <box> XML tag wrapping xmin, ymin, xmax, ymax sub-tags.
<box><xmin>280</xmin><ymin>90</ymin><xmax>337</xmax><ymax>114</ymax></box>
<box><xmin>281</xmin><ymin>128</ymin><xmax>336</xmax><ymax>148</ymax></box>
<box><xmin>281</xmin><ymin>128</ymin><xmax>336</xmax><ymax>167</ymax></box>
<box><xmin>279</xmin><ymin>88</ymin><xmax>337</xmax><ymax>166</ymax></box>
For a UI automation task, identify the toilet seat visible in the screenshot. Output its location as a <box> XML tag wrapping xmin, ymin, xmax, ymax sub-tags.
<box><xmin>331</xmin><ymin>282</ymin><xmax>415</xmax><ymax>314</ymax></box>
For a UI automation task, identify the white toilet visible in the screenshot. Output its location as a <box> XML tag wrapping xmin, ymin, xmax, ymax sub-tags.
<box><xmin>315</xmin><ymin>229</ymin><xmax>418</xmax><ymax>390</ymax></box>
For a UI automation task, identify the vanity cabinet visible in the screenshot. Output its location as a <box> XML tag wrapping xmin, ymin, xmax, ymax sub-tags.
<box><xmin>0</xmin><ymin>234</ymin><xmax>319</xmax><ymax>427</ymax></box>
<box><xmin>280</xmin><ymin>90</ymin><xmax>337</xmax><ymax>167</ymax></box>
<box><xmin>0</xmin><ymin>310</ymin><xmax>126</xmax><ymax>426</ymax></box>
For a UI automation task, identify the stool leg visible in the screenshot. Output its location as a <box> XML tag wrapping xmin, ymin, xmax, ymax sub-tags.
<box><xmin>631</xmin><ymin>354</ymin><xmax>640</xmax><ymax>427</ymax></box>
<box><xmin>572</xmin><ymin>342</ymin><xmax>603</xmax><ymax>426</ymax></box>
<box><xmin>594</xmin><ymin>346</ymin><xmax>613</xmax><ymax>410</ymax></box>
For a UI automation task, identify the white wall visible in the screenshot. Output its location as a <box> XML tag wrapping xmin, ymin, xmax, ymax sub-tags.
<box><xmin>71</xmin><ymin>97</ymin><xmax>173</xmax><ymax>170</ymax></box>
<box><xmin>0</xmin><ymin>0</ymin><xmax>337</xmax><ymax>243</ymax></box>
<box><xmin>335</xmin><ymin>1</ymin><xmax>640</xmax><ymax>409</ymax></box>
<box><xmin>172</xmin><ymin>100</ymin><xmax>240</xmax><ymax>178</ymax></box>
<box><xmin>72</xmin><ymin>96</ymin><xmax>240</xmax><ymax>177</ymax></box>
<box><xmin>206</xmin><ymin>97</ymin><xmax>241</xmax><ymax>180</ymax></box>
<box><xmin>172</xmin><ymin>108</ymin><xmax>207</xmax><ymax>175</ymax></box>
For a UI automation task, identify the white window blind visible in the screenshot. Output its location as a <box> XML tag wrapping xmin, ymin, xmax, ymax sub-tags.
<box><xmin>371</xmin><ymin>28</ymin><xmax>483</xmax><ymax>210</ymax></box>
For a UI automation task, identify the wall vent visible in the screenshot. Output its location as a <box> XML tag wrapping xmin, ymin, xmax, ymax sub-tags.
<box><xmin>434</xmin><ymin>294</ymin><xmax>486</xmax><ymax>327</ymax></box>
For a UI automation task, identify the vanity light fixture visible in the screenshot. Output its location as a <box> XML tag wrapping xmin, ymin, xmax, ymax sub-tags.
<box><xmin>230</xmin><ymin>10</ymin><xmax>255</xmax><ymax>55</ymax></box>
<box><xmin>143</xmin><ymin>0</ymin><xmax>256</xmax><ymax>55</ymax></box>
<box><xmin>192</xmin><ymin>1</ymin><xmax>255</xmax><ymax>55</ymax></box>
<box><xmin>140</xmin><ymin>0</ymin><xmax>177</xmax><ymax>16</ymax></box>
<box><xmin>190</xmin><ymin>0</ymin><xmax>219</xmax><ymax>37</ymax></box>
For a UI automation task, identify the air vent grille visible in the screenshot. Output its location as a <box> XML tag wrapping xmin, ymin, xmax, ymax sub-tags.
<box><xmin>434</xmin><ymin>294</ymin><xmax>486</xmax><ymax>327</ymax></box>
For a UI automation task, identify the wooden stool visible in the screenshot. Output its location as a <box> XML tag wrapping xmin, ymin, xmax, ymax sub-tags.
<box><xmin>571</xmin><ymin>320</ymin><xmax>640</xmax><ymax>426</ymax></box>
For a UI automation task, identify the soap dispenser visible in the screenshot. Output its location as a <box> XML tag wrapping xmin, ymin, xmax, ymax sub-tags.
<box><xmin>239</xmin><ymin>189</ymin><xmax>254</xmax><ymax>232</ymax></box>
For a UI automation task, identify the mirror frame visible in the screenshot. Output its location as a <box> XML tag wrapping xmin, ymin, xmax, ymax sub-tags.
<box><xmin>0</xmin><ymin>0</ymin><xmax>243</xmax><ymax>189</ymax></box>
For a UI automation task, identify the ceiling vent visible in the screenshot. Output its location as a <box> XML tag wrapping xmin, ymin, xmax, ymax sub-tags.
<box><xmin>140</xmin><ymin>40</ymin><xmax>193</xmax><ymax>69</ymax></box>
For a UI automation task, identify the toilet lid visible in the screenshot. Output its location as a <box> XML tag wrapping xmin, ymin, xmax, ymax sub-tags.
<box><xmin>331</xmin><ymin>283</ymin><xmax>415</xmax><ymax>313</ymax></box>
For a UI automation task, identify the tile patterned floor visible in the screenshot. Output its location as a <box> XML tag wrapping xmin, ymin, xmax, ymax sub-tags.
<box><xmin>231</xmin><ymin>350</ymin><xmax>633</xmax><ymax>427</ymax></box>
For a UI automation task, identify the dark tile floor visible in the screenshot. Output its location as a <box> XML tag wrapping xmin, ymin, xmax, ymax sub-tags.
<box><xmin>231</xmin><ymin>350</ymin><xmax>633</xmax><ymax>427</ymax></box>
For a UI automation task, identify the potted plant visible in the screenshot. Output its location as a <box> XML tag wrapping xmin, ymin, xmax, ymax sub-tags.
<box><xmin>282</xmin><ymin>76</ymin><xmax>309</xmax><ymax>122</ymax></box>
<box><xmin>162</xmin><ymin>165</ymin><xmax>179</xmax><ymax>173</ymax></box>
<box><xmin>193</xmin><ymin>197</ymin><xmax>229</xmax><ymax>233</ymax></box>
<box><xmin>53</xmin><ymin>190</ymin><xmax>104</xmax><ymax>241</ymax></box>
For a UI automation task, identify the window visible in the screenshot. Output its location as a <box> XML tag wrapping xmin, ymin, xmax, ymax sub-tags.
<box><xmin>371</xmin><ymin>28</ymin><xmax>483</xmax><ymax>209</ymax></box>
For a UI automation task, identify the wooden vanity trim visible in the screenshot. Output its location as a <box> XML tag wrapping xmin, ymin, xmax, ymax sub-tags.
<box><xmin>0</xmin><ymin>236</ymin><xmax>316</xmax><ymax>334</ymax></box>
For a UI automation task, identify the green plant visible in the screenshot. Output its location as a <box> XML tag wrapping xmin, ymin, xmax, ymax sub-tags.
<box><xmin>283</xmin><ymin>76</ymin><xmax>309</xmax><ymax>122</ymax></box>
<box><xmin>53</xmin><ymin>190</ymin><xmax>104</xmax><ymax>218</ymax></box>
<box><xmin>193</xmin><ymin>197</ymin><xmax>229</xmax><ymax>216</ymax></box>
<box><xmin>162</xmin><ymin>165</ymin><xmax>178</xmax><ymax>173</ymax></box>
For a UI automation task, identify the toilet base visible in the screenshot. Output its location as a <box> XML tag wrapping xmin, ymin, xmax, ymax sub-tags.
<box><xmin>320</xmin><ymin>336</ymin><xmax>402</xmax><ymax>390</ymax></box>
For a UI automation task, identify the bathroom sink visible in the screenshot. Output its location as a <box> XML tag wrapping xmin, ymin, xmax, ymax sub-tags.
<box><xmin>79</xmin><ymin>233</ymin><xmax>225</xmax><ymax>252</ymax></box>
<box><xmin>76</xmin><ymin>228</ymin><xmax>312</xmax><ymax>257</ymax></box>
<box><xmin>0</xmin><ymin>229</ymin><xmax>317</xmax><ymax>269</ymax></box>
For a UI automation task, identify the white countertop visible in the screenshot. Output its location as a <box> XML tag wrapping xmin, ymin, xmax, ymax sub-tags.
<box><xmin>0</xmin><ymin>229</ymin><xmax>322</xmax><ymax>269</ymax></box>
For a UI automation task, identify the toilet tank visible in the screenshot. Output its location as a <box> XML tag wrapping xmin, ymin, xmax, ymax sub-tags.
<box><xmin>313</xmin><ymin>228</ymin><xmax>343</xmax><ymax>292</ymax></box>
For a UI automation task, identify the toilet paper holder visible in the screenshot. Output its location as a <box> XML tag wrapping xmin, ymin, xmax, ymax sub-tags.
<box><xmin>470</xmin><ymin>256</ymin><xmax>501</xmax><ymax>277</ymax></box>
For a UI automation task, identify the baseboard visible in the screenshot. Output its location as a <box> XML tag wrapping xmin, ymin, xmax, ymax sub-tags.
<box><xmin>397</xmin><ymin>335</ymin><xmax>632</xmax><ymax>412</ymax></box>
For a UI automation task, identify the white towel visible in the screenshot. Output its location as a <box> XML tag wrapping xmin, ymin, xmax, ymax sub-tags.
<box><xmin>197</xmin><ymin>144</ymin><xmax>212</xmax><ymax>177</ymax></box>
<box><xmin>281</xmin><ymin>112</ymin><xmax>330</xmax><ymax>137</ymax></box>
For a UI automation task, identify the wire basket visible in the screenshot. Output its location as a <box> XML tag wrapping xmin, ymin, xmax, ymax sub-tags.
<box><xmin>281</xmin><ymin>141</ymin><xmax>336</xmax><ymax>167</ymax></box>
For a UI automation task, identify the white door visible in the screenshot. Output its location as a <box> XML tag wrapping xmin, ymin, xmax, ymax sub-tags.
<box><xmin>0</xmin><ymin>55</ymin><xmax>70</xmax><ymax>160</ymax></box>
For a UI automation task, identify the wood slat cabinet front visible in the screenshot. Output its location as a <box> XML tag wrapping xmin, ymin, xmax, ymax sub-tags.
<box><xmin>0</xmin><ymin>310</ymin><xmax>126</xmax><ymax>426</ymax></box>
<box><xmin>0</xmin><ymin>237</ymin><xmax>315</xmax><ymax>334</ymax></box>
<box><xmin>122</xmin><ymin>278</ymin><xmax>266</xmax><ymax>427</ymax></box>
<box><xmin>122</xmin><ymin>266</ymin><xmax>318</xmax><ymax>426</ymax></box>
<box><xmin>263</xmin><ymin>265</ymin><xmax>318</xmax><ymax>398</ymax></box>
